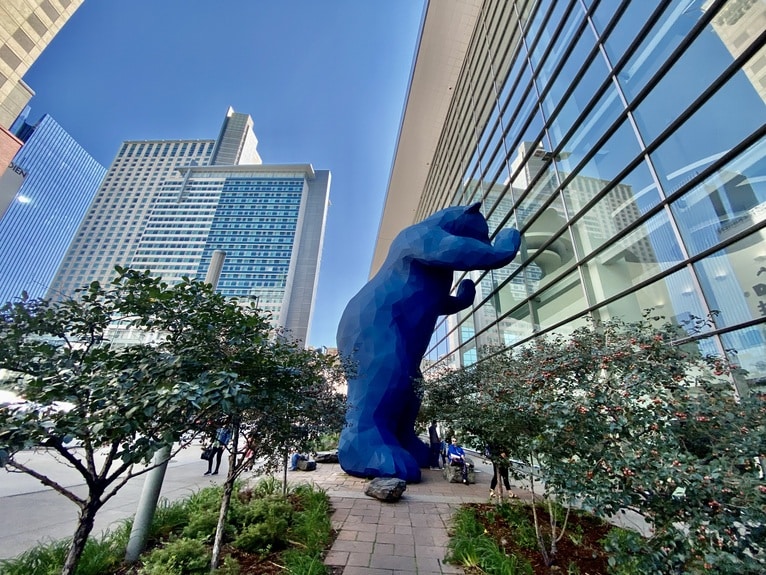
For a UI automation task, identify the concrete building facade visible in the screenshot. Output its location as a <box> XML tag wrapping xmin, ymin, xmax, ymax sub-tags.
<box><xmin>375</xmin><ymin>0</ymin><xmax>766</xmax><ymax>393</ymax></box>
<box><xmin>0</xmin><ymin>0</ymin><xmax>83</xmax><ymax>128</ymax></box>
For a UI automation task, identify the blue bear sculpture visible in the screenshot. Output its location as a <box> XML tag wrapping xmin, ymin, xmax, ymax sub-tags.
<box><xmin>336</xmin><ymin>202</ymin><xmax>521</xmax><ymax>482</ymax></box>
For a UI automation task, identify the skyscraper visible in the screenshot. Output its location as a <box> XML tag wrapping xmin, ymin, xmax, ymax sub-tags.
<box><xmin>49</xmin><ymin>107</ymin><xmax>330</xmax><ymax>344</ymax></box>
<box><xmin>375</xmin><ymin>0</ymin><xmax>766</xmax><ymax>393</ymax></box>
<box><xmin>0</xmin><ymin>113</ymin><xmax>105</xmax><ymax>304</ymax></box>
<box><xmin>0</xmin><ymin>0</ymin><xmax>84</xmax><ymax>128</ymax></box>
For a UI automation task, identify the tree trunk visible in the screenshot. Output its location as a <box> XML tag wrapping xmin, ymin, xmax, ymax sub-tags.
<box><xmin>61</xmin><ymin>500</ymin><xmax>100</xmax><ymax>575</ymax></box>
<box><xmin>210</xmin><ymin>474</ymin><xmax>235</xmax><ymax>571</ymax></box>
<box><xmin>210</xmin><ymin>422</ymin><xmax>240</xmax><ymax>572</ymax></box>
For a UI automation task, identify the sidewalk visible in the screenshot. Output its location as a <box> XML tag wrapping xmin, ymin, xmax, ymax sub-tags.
<box><xmin>300</xmin><ymin>458</ymin><xmax>524</xmax><ymax>575</ymax></box>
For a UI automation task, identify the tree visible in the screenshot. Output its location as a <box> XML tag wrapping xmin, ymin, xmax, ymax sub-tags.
<box><xmin>424</xmin><ymin>314</ymin><xmax>766</xmax><ymax>573</ymax></box>
<box><xmin>86</xmin><ymin>268</ymin><xmax>346</xmax><ymax>572</ymax></box>
<box><xmin>0</xmin><ymin>269</ymin><xmax>267</xmax><ymax>575</ymax></box>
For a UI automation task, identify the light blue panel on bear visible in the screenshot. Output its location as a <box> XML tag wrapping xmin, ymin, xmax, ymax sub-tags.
<box><xmin>336</xmin><ymin>203</ymin><xmax>521</xmax><ymax>482</ymax></box>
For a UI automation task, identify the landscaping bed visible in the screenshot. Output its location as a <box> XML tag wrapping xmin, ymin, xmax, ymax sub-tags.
<box><xmin>448</xmin><ymin>501</ymin><xmax>615</xmax><ymax>575</ymax></box>
<box><xmin>0</xmin><ymin>478</ymin><xmax>339</xmax><ymax>575</ymax></box>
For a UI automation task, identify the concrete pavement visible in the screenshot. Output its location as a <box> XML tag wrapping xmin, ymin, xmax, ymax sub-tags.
<box><xmin>0</xmin><ymin>441</ymin><xmax>231</xmax><ymax>560</ymax></box>
<box><xmin>1</xmin><ymin>445</ymin><xmax>532</xmax><ymax>574</ymax></box>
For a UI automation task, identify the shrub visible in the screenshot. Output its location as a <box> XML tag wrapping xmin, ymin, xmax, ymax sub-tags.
<box><xmin>232</xmin><ymin>498</ymin><xmax>293</xmax><ymax>554</ymax></box>
<box><xmin>447</xmin><ymin>506</ymin><xmax>533</xmax><ymax>575</ymax></box>
<box><xmin>139</xmin><ymin>537</ymin><xmax>209</xmax><ymax>575</ymax></box>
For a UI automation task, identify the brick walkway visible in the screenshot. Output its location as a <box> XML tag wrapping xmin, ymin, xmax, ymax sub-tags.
<box><xmin>297</xmin><ymin>459</ymin><xmax>522</xmax><ymax>575</ymax></box>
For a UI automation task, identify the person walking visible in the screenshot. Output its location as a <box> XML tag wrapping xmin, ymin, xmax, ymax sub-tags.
<box><xmin>447</xmin><ymin>436</ymin><xmax>469</xmax><ymax>484</ymax></box>
<box><xmin>204</xmin><ymin>426</ymin><xmax>231</xmax><ymax>476</ymax></box>
<box><xmin>486</xmin><ymin>445</ymin><xmax>514</xmax><ymax>499</ymax></box>
<box><xmin>428</xmin><ymin>420</ymin><xmax>442</xmax><ymax>470</ymax></box>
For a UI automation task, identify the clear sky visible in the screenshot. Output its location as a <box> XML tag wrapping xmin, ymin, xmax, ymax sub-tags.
<box><xmin>21</xmin><ymin>0</ymin><xmax>425</xmax><ymax>349</ymax></box>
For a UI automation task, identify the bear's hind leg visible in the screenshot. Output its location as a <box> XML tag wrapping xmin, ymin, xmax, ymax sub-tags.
<box><xmin>338</xmin><ymin>422</ymin><xmax>422</xmax><ymax>482</ymax></box>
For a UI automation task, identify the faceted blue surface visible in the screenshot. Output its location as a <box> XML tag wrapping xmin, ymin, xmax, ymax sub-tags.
<box><xmin>336</xmin><ymin>203</ymin><xmax>520</xmax><ymax>482</ymax></box>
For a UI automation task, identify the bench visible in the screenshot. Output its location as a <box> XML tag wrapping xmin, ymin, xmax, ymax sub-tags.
<box><xmin>443</xmin><ymin>456</ymin><xmax>475</xmax><ymax>484</ymax></box>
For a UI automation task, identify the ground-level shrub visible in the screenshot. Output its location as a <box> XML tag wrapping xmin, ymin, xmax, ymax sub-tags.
<box><xmin>139</xmin><ymin>537</ymin><xmax>209</xmax><ymax>575</ymax></box>
<box><xmin>447</xmin><ymin>506</ymin><xmax>534</xmax><ymax>575</ymax></box>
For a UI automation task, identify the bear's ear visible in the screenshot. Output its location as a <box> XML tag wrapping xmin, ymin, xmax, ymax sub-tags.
<box><xmin>465</xmin><ymin>202</ymin><xmax>482</xmax><ymax>214</ymax></box>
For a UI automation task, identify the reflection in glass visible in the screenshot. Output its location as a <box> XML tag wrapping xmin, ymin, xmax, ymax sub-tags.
<box><xmin>648</xmin><ymin>57</ymin><xmax>766</xmax><ymax>186</ymax></box>
<box><xmin>581</xmin><ymin>209</ymin><xmax>684</xmax><ymax>304</ymax></box>
<box><xmin>618</xmin><ymin>1</ymin><xmax>708</xmax><ymax>100</ymax></box>
<box><xmin>561</xmin><ymin>119</ymin><xmax>643</xmax><ymax>215</ymax></box>
<box><xmin>570</xmin><ymin>161</ymin><xmax>661</xmax><ymax>259</ymax></box>
<box><xmin>670</xmin><ymin>137</ymin><xmax>766</xmax><ymax>256</ymax></box>
<box><xmin>721</xmin><ymin>326</ymin><xmax>766</xmax><ymax>392</ymax></box>
<box><xmin>534</xmin><ymin>270</ymin><xmax>586</xmax><ymax>331</ymax></box>
<box><xmin>694</xmin><ymin>232</ymin><xmax>766</xmax><ymax>332</ymax></box>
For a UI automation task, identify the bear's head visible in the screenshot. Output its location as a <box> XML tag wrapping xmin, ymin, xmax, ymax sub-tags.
<box><xmin>424</xmin><ymin>202</ymin><xmax>491</xmax><ymax>244</ymax></box>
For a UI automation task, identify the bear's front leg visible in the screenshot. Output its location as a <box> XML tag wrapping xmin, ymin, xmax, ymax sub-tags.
<box><xmin>442</xmin><ymin>279</ymin><xmax>475</xmax><ymax>315</ymax></box>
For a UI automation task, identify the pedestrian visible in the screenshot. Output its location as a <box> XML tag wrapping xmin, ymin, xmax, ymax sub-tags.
<box><xmin>289</xmin><ymin>452</ymin><xmax>307</xmax><ymax>471</ymax></box>
<box><xmin>428</xmin><ymin>420</ymin><xmax>442</xmax><ymax>470</ymax></box>
<box><xmin>204</xmin><ymin>426</ymin><xmax>231</xmax><ymax>476</ymax></box>
<box><xmin>447</xmin><ymin>436</ymin><xmax>470</xmax><ymax>484</ymax></box>
<box><xmin>486</xmin><ymin>445</ymin><xmax>514</xmax><ymax>499</ymax></box>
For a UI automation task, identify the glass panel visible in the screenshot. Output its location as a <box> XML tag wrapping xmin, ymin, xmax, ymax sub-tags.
<box><xmin>498</xmin><ymin>39</ymin><xmax>530</xmax><ymax>115</ymax></box>
<box><xmin>507</xmin><ymin>110</ymin><xmax>547</xmax><ymax>193</ymax></box>
<box><xmin>525</xmin><ymin>210</ymin><xmax>576</xmax><ymax>289</ymax></box>
<box><xmin>477</xmin><ymin>103</ymin><xmax>502</xmax><ymax>173</ymax></box>
<box><xmin>581</xmin><ymin>209</ymin><xmax>684</xmax><ymax>302</ymax></box>
<box><xmin>721</xmin><ymin>327</ymin><xmax>766</xmax><ymax>390</ymax></box>
<box><xmin>496</xmin><ymin>262</ymin><xmax>531</xmax><ymax>315</ymax></box>
<box><xmin>589</xmin><ymin>0</ymin><xmax>624</xmax><ymax>42</ymax></box>
<box><xmin>632</xmin><ymin>26</ymin><xmax>762</xmax><ymax>143</ymax></box>
<box><xmin>459</xmin><ymin>321</ymin><xmax>477</xmax><ymax>367</ymax></box>
<box><xmin>541</xmin><ymin>18</ymin><xmax>601</xmax><ymax>127</ymax></box>
<box><xmin>498</xmin><ymin>299</ymin><xmax>534</xmax><ymax>346</ymax></box>
<box><xmin>529</xmin><ymin>0</ymin><xmax>573</xmax><ymax>70</ymax></box>
<box><xmin>617</xmin><ymin>1</ymin><xmax>709</xmax><ymax>99</ymax></box>
<box><xmin>554</xmin><ymin>82</ymin><xmax>624</xmax><ymax>162</ymax></box>
<box><xmin>524</xmin><ymin>0</ymin><xmax>552</xmax><ymax>43</ymax></box>
<box><xmin>587</xmin><ymin>266</ymin><xmax>708</xmax><ymax>333</ymax></box>
<box><xmin>649</xmin><ymin>58</ymin><xmax>766</xmax><ymax>193</ymax></box>
<box><xmin>560</xmin><ymin>118</ymin><xmax>643</xmax><ymax>214</ymax></box>
<box><xmin>570</xmin><ymin>160</ymin><xmax>662</xmax><ymax>259</ymax></box>
<box><xmin>514</xmin><ymin>150</ymin><xmax>560</xmax><ymax>229</ymax></box>
<box><xmin>670</xmin><ymin>137</ymin><xmax>766</xmax><ymax>256</ymax></box>
<box><xmin>694</xmin><ymin>232</ymin><xmax>766</xmax><ymax>333</ymax></box>
<box><xmin>474</xmin><ymin>295</ymin><xmax>502</xmax><ymax>349</ymax></box>
<box><xmin>534</xmin><ymin>269</ymin><xmax>587</xmax><ymax>330</ymax></box>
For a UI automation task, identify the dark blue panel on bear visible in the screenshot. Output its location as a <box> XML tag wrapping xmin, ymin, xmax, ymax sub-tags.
<box><xmin>336</xmin><ymin>203</ymin><xmax>520</xmax><ymax>482</ymax></box>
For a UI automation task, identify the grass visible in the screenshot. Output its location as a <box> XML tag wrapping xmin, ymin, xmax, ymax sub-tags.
<box><xmin>447</xmin><ymin>506</ymin><xmax>534</xmax><ymax>575</ymax></box>
<box><xmin>0</xmin><ymin>478</ymin><xmax>335</xmax><ymax>575</ymax></box>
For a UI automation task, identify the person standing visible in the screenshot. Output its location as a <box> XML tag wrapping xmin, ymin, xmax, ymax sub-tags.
<box><xmin>428</xmin><ymin>420</ymin><xmax>442</xmax><ymax>470</ymax></box>
<box><xmin>447</xmin><ymin>436</ymin><xmax>469</xmax><ymax>484</ymax></box>
<box><xmin>204</xmin><ymin>426</ymin><xmax>231</xmax><ymax>476</ymax></box>
<box><xmin>487</xmin><ymin>446</ymin><xmax>513</xmax><ymax>499</ymax></box>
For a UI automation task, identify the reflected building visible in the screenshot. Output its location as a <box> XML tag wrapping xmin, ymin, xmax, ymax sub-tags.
<box><xmin>49</xmin><ymin>107</ymin><xmax>330</xmax><ymax>344</ymax></box>
<box><xmin>0</xmin><ymin>113</ymin><xmax>105</xmax><ymax>304</ymax></box>
<box><xmin>374</xmin><ymin>0</ymin><xmax>766</xmax><ymax>392</ymax></box>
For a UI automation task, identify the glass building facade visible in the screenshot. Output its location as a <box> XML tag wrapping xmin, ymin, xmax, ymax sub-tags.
<box><xmin>0</xmin><ymin>113</ymin><xmax>105</xmax><ymax>303</ymax></box>
<box><xmin>129</xmin><ymin>164</ymin><xmax>330</xmax><ymax>344</ymax></box>
<box><xmin>376</xmin><ymin>0</ymin><xmax>766</xmax><ymax>393</ymax></box>
<box><xmin>49</xmin><ymin>108</ymin><xmax>330</xmax><ymax>344</ymax></box>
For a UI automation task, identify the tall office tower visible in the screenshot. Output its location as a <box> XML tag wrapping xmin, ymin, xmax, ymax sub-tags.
<box><xmin>49</xmin><ymin>108</ymin><xmax>330</xmax><ymax>344</ymax></box>
<box><xmin>0</xmin><ymin>0</ymin><xmax>84</xmax><ymax>128</ymax></box>
<box><xmin>0</xmin><ymin>113</ymin><xmax>105</xmax><ymax>304</ymax></box>
<box><xmin>375</xmin><ymin>0</ymin><xmax>766</xmax><ymax>393</ymax></box>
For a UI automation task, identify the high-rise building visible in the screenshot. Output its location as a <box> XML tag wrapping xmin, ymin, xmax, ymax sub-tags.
<box><xmin>0</xmin><ymin>112</ymin><xmax>105</xmax><ymax>304</ymax></box>
<box><xmin>0</xmin><ymin>0</ymin><xmax>84</xmax><ymax>128</ymax></box>
<box><xmin>375</xmin><ymin>0</ymin><xmax>766</xmax><ymax>393</ymax></box>
<box><xmin>49</xmin><ymin>107</ymin><xmax>330</xmax><ymax>344</ymax></box>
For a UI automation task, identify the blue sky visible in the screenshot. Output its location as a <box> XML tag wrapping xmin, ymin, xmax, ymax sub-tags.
<box><xmin>21</xmin><ymin>0</ymin><xmax>425</xmax><ymax>349</ymax></box>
